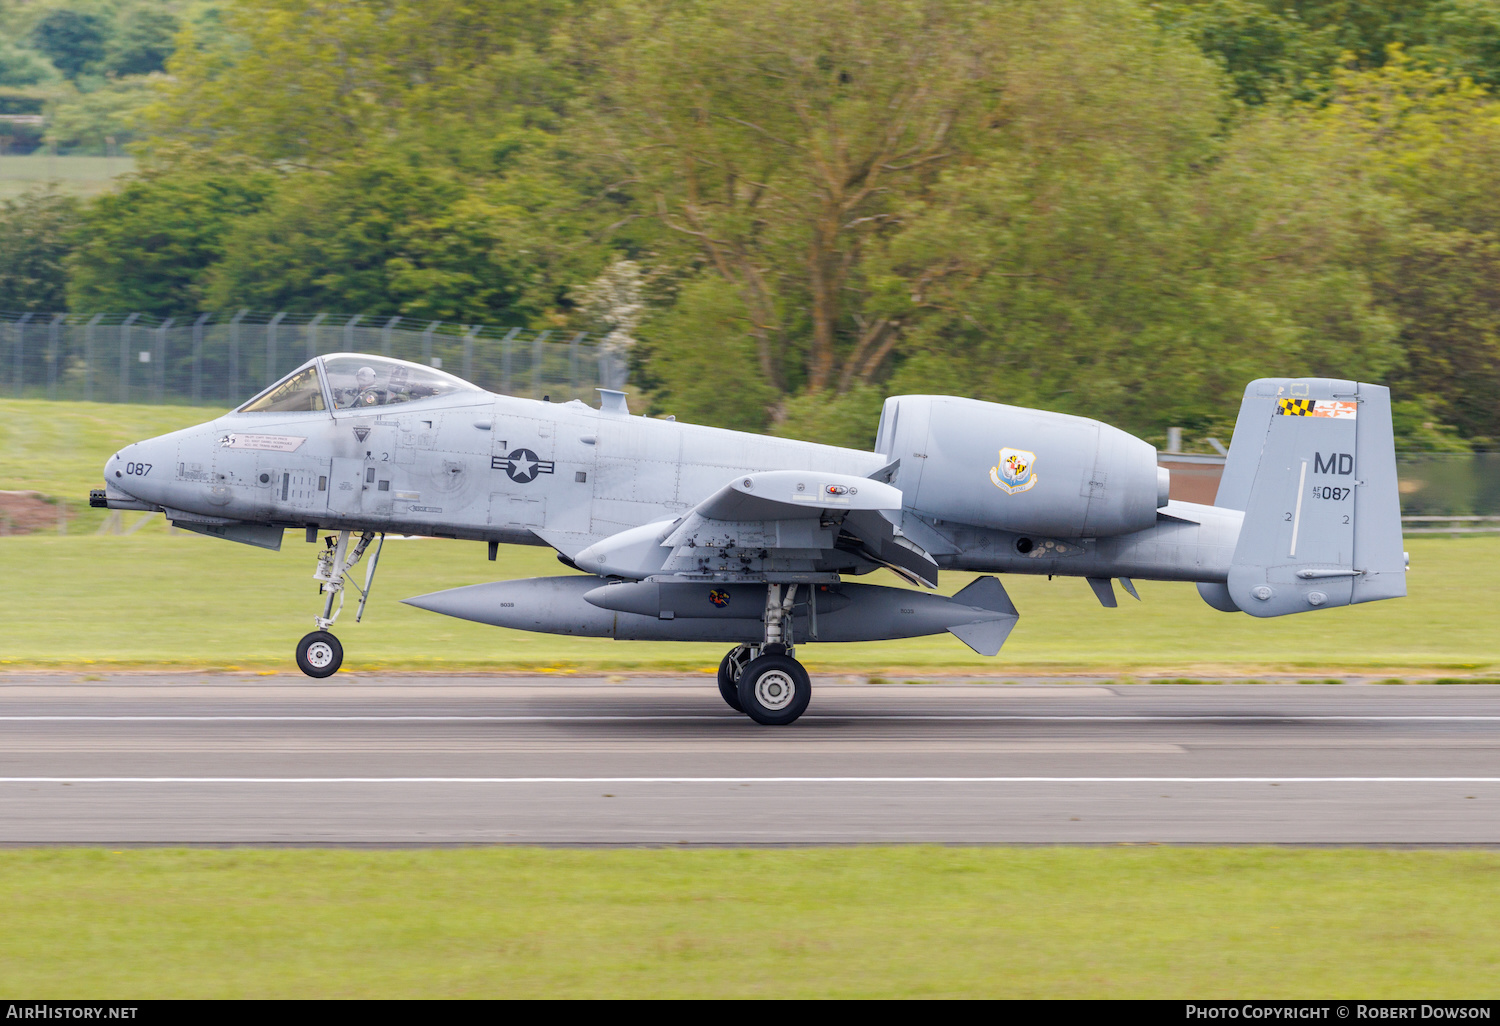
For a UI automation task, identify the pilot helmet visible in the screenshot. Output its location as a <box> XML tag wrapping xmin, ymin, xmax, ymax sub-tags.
<box><xmin>355</xmin><ymin>366</ymin><xmax>377</xmax><ymax>389</ymax></box>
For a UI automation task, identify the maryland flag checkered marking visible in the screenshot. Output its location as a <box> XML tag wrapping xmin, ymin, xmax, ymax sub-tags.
<box><xmin>1276</xmin><ymin>398</ymin><xmax>1358</xmax><ymax>419</ymax></box>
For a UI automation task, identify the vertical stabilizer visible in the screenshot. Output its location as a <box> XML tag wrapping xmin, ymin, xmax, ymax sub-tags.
<box><xmin>1220</xmin><ymin>378</ymin><xmax>1406</xmax><ymax>618</ymax></box>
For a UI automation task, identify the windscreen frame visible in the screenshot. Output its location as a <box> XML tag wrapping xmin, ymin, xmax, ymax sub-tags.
<box><xmin>234</xmin><ymin>359</ymin><xmax>334</xmax><ymax>415</ymax></box>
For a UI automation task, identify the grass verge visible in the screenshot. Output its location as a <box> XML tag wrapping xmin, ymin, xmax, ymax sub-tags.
<box><xmin>0</xmin><ymin>398</ymin><xmax>225</xmax><ymax>502</ymax></box>
<box><xmin>2</xmin><ymin>847</ymin><xmax>1497</xmax><ymax>997</ymax></box>
<box><xmin>0</xmin><ymin>532</ymin><xmax>1494</xmax><ymax>673</ymax></box>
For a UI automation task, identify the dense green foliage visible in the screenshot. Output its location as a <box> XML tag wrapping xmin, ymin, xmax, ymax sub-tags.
<box><xmin>0</xmin><ymin>188</ymin><xmax>78</xmax><ymax>311</ymax></box>
<box><xmin>66</xmin><ymin>154</ymin><xmax>276</xmax><ymax>313</ymax></box>
<box><xmin>0</xmin><ymin>2</ymin><xmax>206</xmax><ymax>148</ymax></box>
<box><xmin>5</xmin><ymin>0</ymin><xmax>1500</xmax><ymax>448</ymax></box>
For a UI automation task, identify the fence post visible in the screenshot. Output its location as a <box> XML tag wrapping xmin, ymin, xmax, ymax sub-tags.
<box><xmin>84</xmin><ymin>313</ymin><xmax>102</xmax><ymax>401</ymax></box>
<box><xmin>155</xmin><ymin>318</ymin><xmax>173</xmax><ymax>402</ymax></box>
<box><xmin>568</xmin><ymin>331</ymin><xmax>585</xmax><ymax>398</ymax></box>
<box><xmin>306</xmin><ymin>313</ymin><xmax>325</xmax><ymax>360</ymax></box>
<box><xmin>344</xmin><ymin>314</ymin><xmax>362</xmax><ymax>351</ymax></box>
<box><xmin>498</xmin><ymin>326</ymin><xmax>521</xmax><ymax>395</ymax></box>
<box><xmin>422</xmin><ymin>321</ymin><xmax>438</xmax><ymax>367</ymax></box>
<box><xmin>47</xmin><ymin>313</ymin><xmax>62</xmax><ymax>399</ymax></box>
<box><xmin>463</xmin><ymin>325</ymin><xmax>478</xmax><ymax>383</ymax></box>
<box><xmin>13</xmin><ymin>312</ymin><xmax>32</xmax><ymax>397</ymax></box>
<box><xmin>531</xmin><ymin>330</ymin><xmax>550</xmax><ymax>399</ymax></box>
<box><xmin>381</xmin><ymin>315</ymin><xmax>400</xmax><ymax>357</ymax></box>
<box><xmin>266</xmin><ymin>311</ymin><xmax>286</xmax><ymax>386</ymax></box>
<box><xmin>191</xmin><ymin>312</ymin><xmax>211</xmax><ymax>404</ymax></box>
<box><xmin>229</xmin><ymin>308</ymin><xmax>248</xmax><ymax>404</ymax></box>
<box><xmin>118</xmin><ymin>313</ymin><xmax>140</xmax><ymax>403</ymax></box>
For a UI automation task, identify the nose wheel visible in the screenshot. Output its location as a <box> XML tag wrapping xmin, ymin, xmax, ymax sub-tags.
<box><xmin>296</xmin><ymin>630</ymin><xmax>343</xmax><ymax>678</ymax></box>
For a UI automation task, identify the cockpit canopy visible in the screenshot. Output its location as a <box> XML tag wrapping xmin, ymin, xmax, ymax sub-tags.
<box><xmin>237</xmin><ymin>354</ymin><xmax>485</xmax><ymax>413</ymax></box>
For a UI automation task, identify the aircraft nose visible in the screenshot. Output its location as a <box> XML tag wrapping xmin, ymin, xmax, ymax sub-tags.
<box><xmin>104</xmin><ymin>440</ymin><xmax>169</xmax><ymax>502</ymax></box>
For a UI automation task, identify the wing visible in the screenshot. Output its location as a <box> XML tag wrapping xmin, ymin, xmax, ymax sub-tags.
<box><xmin>572</xmin><ymin>469</ymin><xmax>940</xmax><ymax>586</ymax></box>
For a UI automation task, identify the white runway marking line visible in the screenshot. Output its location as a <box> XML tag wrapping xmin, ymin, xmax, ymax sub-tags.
<box><xmin>3</xmin><ymin>715</ymin><xmax>1500</xmax><ymax>723</ymax></box>
<box><xmin>3</xmin><ymin>777</ymin><xmax>1500</xmax><ymax>784</ymax></box>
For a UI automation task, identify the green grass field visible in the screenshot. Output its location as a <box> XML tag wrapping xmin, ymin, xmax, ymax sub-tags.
<box><xmin>2</xmin><ymin>847</ymin><xmax>1496</xmax><ymax>997</ymax></box>
<box><xmin>0</xmin><ymin>154</ymin><xmax>136</xmax><ymax>201</ymax></box>
<box><xmin>0</xmin><ymin>398</ymin><xmax>224</xmax><ymax>503</ymax></box>
<box><xmin>2</xmin><ymin>398</ymin><xmax>1494</xmax><ymax>673</ymax></box>
<box><xmin>0</xmin><ymin>531</ymin><xmax>1493</xmax><ymax>673</ymax></box>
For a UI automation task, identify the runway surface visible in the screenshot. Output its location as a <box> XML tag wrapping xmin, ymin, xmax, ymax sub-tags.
<box><xmin>1</xmin><ymin>674</ymin><xmax>1498</xmax><ymax>843</ymax></box>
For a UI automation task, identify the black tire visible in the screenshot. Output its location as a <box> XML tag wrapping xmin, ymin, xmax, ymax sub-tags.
<box><xmin>717</xmin><ymin>646</ymin><xmax>753</xmax><ymax>713</ymax></box>
<box><xmin>296</xmin><ymin>630</ymin><xmax>343</xmax><ymax>678</ymax></box>
<box><xmin>736</xmin><ymin>653</ymin><xmax>812</xmax><ymax>726</ymax></box>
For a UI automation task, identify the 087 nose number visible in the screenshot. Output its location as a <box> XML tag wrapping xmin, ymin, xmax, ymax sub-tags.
<box><xmin>123</xmin><ymin>462</ymin><xmax>152</xmax><ymax>476</ymax></box>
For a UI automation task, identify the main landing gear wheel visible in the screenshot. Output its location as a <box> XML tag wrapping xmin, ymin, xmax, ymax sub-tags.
<box><xmin>296</xmin><ymin>630</ymin><xmax>343</xmax><ymax>678</ymax></box>
<box><xmin>736</xmin><ymin>653</ymin><xmax>811</xmax><ymax>726</ymax></box>
<box><xmin>717</xmin><ymin>645</ymin><xmax>754</xmax><ymax>713</ymax></box>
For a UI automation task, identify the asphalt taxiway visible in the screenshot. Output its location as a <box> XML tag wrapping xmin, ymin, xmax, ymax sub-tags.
<box><xmin>1</xmin><ymin>674</ymin><xmax>1497</xmax><ymax>844</ymax></box>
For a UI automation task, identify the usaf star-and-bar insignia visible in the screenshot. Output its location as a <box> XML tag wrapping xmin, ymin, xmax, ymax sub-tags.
<box><xmin>491</xmin><ymin>447</ymin><xmax>556</xmax><ymax>483</ymax></box>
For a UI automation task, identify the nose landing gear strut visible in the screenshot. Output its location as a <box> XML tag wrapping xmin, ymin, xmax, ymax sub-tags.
<box><xmin>295</xmin><ymin>529</ymin><xmax>384</xmax><ymax>678</ymax></box>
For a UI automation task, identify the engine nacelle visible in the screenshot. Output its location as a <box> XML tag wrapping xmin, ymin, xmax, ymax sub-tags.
<box><xmin>875</xmin><ymin>395</ymin><xmax>1167</xmax><ymax>539</ymax></box>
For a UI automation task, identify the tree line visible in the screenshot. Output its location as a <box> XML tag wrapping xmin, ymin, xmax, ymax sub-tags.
<box><xmin>1</xmin><ymin>0</ymin><xmax>1497</xmax><ymax>453</ymax></box>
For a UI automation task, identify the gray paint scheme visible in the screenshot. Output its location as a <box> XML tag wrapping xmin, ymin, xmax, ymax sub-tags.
<box><xmin>1218</xmin><ymin>378</ymin><xmax>1407</xmax><ymax>618</ymax></box>
<box><xmin>409</xmin><ymin>574</ymin><xmax>1018</xmax><ymax>648</ymax></box>
<box><xmin>98</xmin><ymin>358</ymin><xmax>1407</xmax><ymax>659</ymax></box>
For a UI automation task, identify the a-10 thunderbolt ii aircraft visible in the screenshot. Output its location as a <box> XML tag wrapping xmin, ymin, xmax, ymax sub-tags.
<box><xmin>93</xmin><ymin>353</ymin><xmax>1406</xmax><ymax>725</ymax></box>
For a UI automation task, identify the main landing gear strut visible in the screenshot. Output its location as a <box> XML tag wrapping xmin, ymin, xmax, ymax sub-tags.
<box><xmin>295</xmin><ymin>529</ymin><xmax>384</xmax><ymax>678</ymax></box>
<box><xmin>716</xmin><ymin>583</ymin><xmax>813</xmax><ymax>725</ymax></box>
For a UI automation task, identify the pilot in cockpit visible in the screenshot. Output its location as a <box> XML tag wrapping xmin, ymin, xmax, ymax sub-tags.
<box><xmin>353</xmin><ymin>365</ymin><xmax>383</xmax><ymax>406</ymax></box>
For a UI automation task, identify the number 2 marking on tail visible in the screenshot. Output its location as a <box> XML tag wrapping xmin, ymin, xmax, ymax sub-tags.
<box><xmin>1289</xmin><ymin>459</ymin><xmax>1308</xmax><ymax>558</ymax></box>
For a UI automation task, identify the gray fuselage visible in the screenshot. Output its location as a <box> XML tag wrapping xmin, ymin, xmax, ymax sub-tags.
<box><xmin>107</xmin><ymin>387</ymin><xmax>1241</xmax><ymax>585</ymax></box>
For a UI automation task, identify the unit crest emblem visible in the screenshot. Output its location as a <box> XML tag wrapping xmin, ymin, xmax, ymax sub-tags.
<box><xmin>989</xmin><ymin>447</ymin><xmax>1038</xmax><ymax>494</ymax></box>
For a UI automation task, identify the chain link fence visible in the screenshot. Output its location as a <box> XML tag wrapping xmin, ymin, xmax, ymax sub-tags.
<box><xmin>0</xmin><ymin>311</ymin><xmax>628</xmax><ymax>408</ymax></box>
